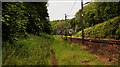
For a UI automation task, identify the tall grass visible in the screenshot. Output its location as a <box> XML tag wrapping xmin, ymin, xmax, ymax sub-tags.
<box><xmin>2</xmin><ymin>34</ymin><xmax>54</xmax><ymax>65</ymax></box>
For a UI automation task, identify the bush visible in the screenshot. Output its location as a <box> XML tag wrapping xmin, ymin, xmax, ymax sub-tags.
<box><xmin>2</xmin><ymin>2</ymin><xmax>50</xmax><ymax>42</ymax></box>
<box><xmin>76</xmin><ymin>16</ymin><xmax>120</xmax><ymax>39</ymax></box>
<box><xmin>39</xmin><ymin>32</ymin><xmax>54</xmax><ymax>40</ymax></box>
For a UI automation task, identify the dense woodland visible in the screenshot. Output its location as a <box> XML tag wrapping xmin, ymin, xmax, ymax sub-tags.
<box><xmin>50</xmin><ymin>2</ymin><xmax>120</xmax><ymax>39</ymax></box>
<box><xmin>2</xmin><ymin>2</ymin><xmax>53</xmax><ymax>65</ymax></box>
<box><xmin>2</xmin><ymin>2</ymin><xmax>51</xmax><ymax>42</ymax></box>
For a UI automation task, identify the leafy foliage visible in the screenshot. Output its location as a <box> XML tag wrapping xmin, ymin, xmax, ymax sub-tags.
<box><xmin>26</xmin><ymin>3</ymin><xmax>51</xmax><ymax>35</ymax></box>
<box><xmin>75</xmin><ymin>2</ymin><xmax>120</xmax><ymax>29</ymax></box>
<box><xmin>76</xmin><ymin>16</ymin><xmax>120</xmax><ymax>39</ymax></box>
<box><xmin>2</xmin><ymin>2</ymin><xmax>51</xmax><ymax>42</ymax></box>
<box><xmin>2</xmin><ymin>2</ymin><xmax>53</xmax><ymax>65</ymax></box>
<box><xmin>2</xmin><ymin>2</ymin><xmax>28</xmax><ymax>41</ymax></box>
<box><xmin>50</xmin><ymin>2</ymin><xmax>120</xmax><ymax>35</ymax></box>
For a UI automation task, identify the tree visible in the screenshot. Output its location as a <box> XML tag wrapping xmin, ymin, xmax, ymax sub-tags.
<box><xmin>2</xmin><ymin>2</ymin><xmax>51</xmax><ymax>42</ymax></box>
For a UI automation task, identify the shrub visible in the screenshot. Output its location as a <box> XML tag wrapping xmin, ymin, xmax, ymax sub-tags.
<box><xmin>76</xmin><ymin>16</ymin><xmax>120</xmax><ymax>39</ymax></box>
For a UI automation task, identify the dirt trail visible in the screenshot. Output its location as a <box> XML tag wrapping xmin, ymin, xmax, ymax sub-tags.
<box><xmin>50</xmin><ymin>50</ymin><xmax>58</xmax><ymax>66</ymax></box>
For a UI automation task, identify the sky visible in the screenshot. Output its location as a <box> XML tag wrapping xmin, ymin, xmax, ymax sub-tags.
<box><xmin>47</xmin><ymin>0</ymin><xmax>91</xmax><ymax>21</ymax></box>
<box><xmin>47</xmin><ymin>0</ymin><xmax>81</xmax><ymax>21</ymax></box>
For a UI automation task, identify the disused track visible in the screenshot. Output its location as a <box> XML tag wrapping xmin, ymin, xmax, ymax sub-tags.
<box><xmin>62</xmin><ymin>37</ymin><xmax>120</xmax><ymax>64</ymax></box>
<box><xmin>62</xmin><ymin>37</ymin><xmax>120</xmax><ymax>45</ymax></box>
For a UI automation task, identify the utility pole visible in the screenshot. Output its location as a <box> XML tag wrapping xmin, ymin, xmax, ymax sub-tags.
<box><xmin>65</xmin><ymin>14</ymin><xmax>67</xmax><ymax>40</ymax></box>
<box><xmin>81</xmin><ymin>0</ymin><xmax>84</xmax><ymax>43</ymax></box>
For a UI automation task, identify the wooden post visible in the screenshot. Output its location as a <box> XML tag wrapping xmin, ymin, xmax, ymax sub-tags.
<box><xmin>65</xmin><ymin>14</ymin><xmax>67</xmax><ymax>40</ymax></box>
<box><xmin>81</xmin><ymin>0</ymin><xmax>84</xmax><ymax>43</ymax></box>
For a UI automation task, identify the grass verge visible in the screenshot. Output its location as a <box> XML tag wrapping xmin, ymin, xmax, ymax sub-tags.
<box><xmin>2</xmin><ymin>34</ymin><xmax>54</xmax><ymax>65</ymax></box>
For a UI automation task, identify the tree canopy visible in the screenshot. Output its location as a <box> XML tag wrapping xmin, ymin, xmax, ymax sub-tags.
<box><xmin>2</xmin><ymin>2</ymin><xmax>51</xmax><ymax>42</ymax></box>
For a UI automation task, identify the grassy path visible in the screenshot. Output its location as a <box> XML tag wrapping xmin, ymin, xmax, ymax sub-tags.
<box><xmin>50</xmin><ymin>37</ymin><xmax>103</xmax><ymax>65</ymax></box>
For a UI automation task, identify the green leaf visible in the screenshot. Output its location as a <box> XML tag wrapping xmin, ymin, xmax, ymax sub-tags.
<box><xmin>5</xmin><ymin>15</ymin><xmax>10</xmax><ymax>18</ymax></box>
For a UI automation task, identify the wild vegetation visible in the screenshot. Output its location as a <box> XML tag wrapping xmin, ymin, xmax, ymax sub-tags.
<box><xmin>50</xmin><ymin>2</ymin><xmax>120</xmax><ymax>37</ymax></box>
<box><xmin>2</xmin><ymin>2</ymin><xmax>51</xmax><ymax>42</ymax></box>
<box><xmin>2</xmin><ymin>2</ymin><xmax>53</xmax><ymax>65</ymax></box>
<box><xmin>76</xmin><ymin>16</ymin><xmax>120</xmax><ymax>39</ymax></box>
<box><xmin>2</xmin><ymin>1</ymin><xmax>120</xmax><ymax>65</ymax></box>
<box><xmin>50</xmin><ymin>37</ymin><xmax>103</xmax><ymax>65</ymax></box>
<box><xmin>3</xmin><ymin>34</ymin><xmax>54</xmax><ymax>65</ymax></box>
<box><xmin>75</xmin><ymin>2</ymin><xmax>120</xmax><ymax>27</ymax></box>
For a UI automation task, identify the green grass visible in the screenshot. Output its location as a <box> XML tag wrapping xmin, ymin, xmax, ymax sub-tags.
<box><xmin>88</xmin><ymin>61</ymin><xmax>103</xmax><ymax>65</ymax></box>
<box><xmin>51</xmin><ymin>36</ymin><xmax>103</xmax><ymax>65</ymax></box>
<box><xmin>2</xmin><ymin>34</ymin><xmax>54</xmax><ymax>65</ymax></box>
<box><xmin>3</xmin><ymin>34</ymin><xmax>104</xmax><ymax>65</ymax></box>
